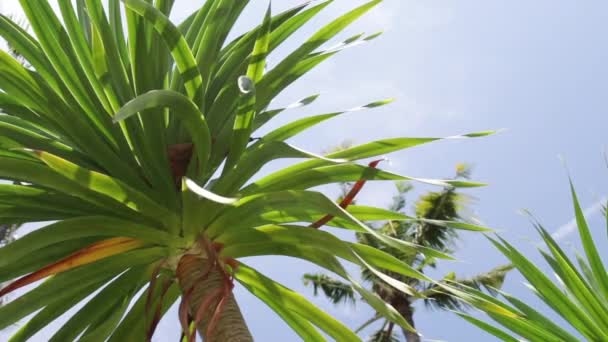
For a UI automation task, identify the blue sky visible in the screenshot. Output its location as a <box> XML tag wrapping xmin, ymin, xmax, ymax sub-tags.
<box><xmin>1</xmin><ymin>0</ymin><xmax>608</xmax><ymax>341</ymax></box>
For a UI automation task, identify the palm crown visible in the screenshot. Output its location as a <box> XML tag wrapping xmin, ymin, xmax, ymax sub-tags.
<box><xmin>304</xmin><ymin>166</ymin><xmax>512</xmax><ymax>341</ymax></box>
<box><xmin>0</xmin><ymin>1</ymin><xmax>492</xmax><ymax>341</ymax></box>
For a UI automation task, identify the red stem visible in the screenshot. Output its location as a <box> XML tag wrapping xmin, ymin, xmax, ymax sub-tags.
<box><xmin>310</xmin><ymin>159</ymin><xmax>384</xmax><ymax>229</ymax></box>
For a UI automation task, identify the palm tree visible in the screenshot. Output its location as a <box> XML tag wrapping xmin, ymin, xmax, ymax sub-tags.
<box><xmin>0</xmin><ymin>1</ymin><xmax>493</xmax><ymax>341</ymax></box>
<box><xmin>0</xmin><ymin>223</ymin><xmax>18</xmax><ymax>247</ymax></box>
<box><xmin>450</xmin><ymin>177</ymin><xmax>608</xmax><ymax>341</ymax></box>
<box><xmin>304</xmin><ymin>165</ymin><xmax>512</xmax><ymax>341</ymax></box>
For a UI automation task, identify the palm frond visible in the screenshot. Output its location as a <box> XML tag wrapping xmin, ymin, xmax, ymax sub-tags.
<box><xmin>3</xmin><ymin>14</ymin><xmax>29</xmax><ymax>67</ymax></box>
<box><xmin>303</xmin><ymin>273</ymin><xmax>356</xmax><ymax>305</ymax></box>
<box><xmin>422</xmin><ymin>264</ymin><xmax>513</xmax><ymax>311</ymax></box>
<box><xmin>368</xmin><ymin>325</ymin><xmax>399</xmax><ymax>342</ymax></box>
<box><xmin>389</xmin><ymin>181</ymin><xmax>413</xmax><ymax>212</ymax></box>
<box><xmin>453</xmin><ymin>177</ymin><xmax>608</xmax><ymax>341</ymax></box>
<box><xmin>455</xmin><ymin>163</ymin><xmax>473</xmax><ymax>179</ymax></box>
<box><xmin>413</xmin><ymin>190</ymin><xmax>462</xmax><ymax>251</ymax></box>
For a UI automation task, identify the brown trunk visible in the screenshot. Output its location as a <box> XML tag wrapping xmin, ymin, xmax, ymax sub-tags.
<box><xmin>393</xmin><ymin>299</ymin><xmax>420</xmax><ymax>342</ymax></box>
<box><xmin>176</xmin><ymin>255</ymin><xmax>253</xmax><ymax>342</ymax></box>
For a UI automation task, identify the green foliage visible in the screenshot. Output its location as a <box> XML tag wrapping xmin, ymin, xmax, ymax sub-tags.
<box><xmin>303</xmin><ymin>273</ymin><xmax>355</xmax><ymax>305</ymax></box>
<box><xmin>304</xmin><ymin>166</ymin><xmax>510</xmax><ymax>340</ymax></box>
<box><xmin>0</xmin><ymin>1</ymin><xmax>493</xmax><ymax>340</ymax></box>
<box><xmin>453</xmin><ymin>178</ymin><xmax>608</xmax><ymax>341</ymax></box>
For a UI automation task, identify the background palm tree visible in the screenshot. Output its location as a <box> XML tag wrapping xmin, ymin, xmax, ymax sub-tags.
<box><xmin>0</xmin><ymin>1</ymin><xmax>493</xmax><ymax>341</ymax></box>
<box><xmin>304</xmin><ymin>164</ymin><xmax>512</xmax><ymax>341</ymax></box>
<box><xmin>450</xmin><ymin>177</ymin><xmax>608</xmax><ymax>341</ymax></box>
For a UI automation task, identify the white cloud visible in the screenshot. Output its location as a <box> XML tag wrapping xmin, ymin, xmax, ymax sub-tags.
<box><xmin>551</xmin><ymin>197</ymin><xmax>606</xmax><ymax>241</ymax></box>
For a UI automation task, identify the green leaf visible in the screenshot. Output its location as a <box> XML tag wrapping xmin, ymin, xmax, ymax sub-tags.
<box><xmin>19</xmin><ymin>0</ymin><xmax>118</xmax><ymax>147</ymax></box>
<box><xmin>441</xmin><ymin>282</ymin><xmax>520</xmax><ymax>319</ymax></box>
<box><xmin>277</xmin><ymin>245</ymin><xmax>417</xmax><ymax>333</ymax></box>
<box><xmin>85</xmin><ymin>0</ymin><xmax>134</xmax><ymax>104</ymax></box>
<box><xmin>221</xmin><ymin>3</ymin><xmax>274</xmax><ymax>171</ymax></box>
<box><xmin>418</xmin><ymin>219</ymin><xmax>494</xmax><ymax>232</ymax></box>
<box><xmin>252</xmin><ymin>93</ymin><xmax>320</xmax><ymax>131</ymax></box>
<box><xmin>208</xmin><ymin>190</ymin><xmax>429</xmax><ymax>258</ymax></box>
<box><xmin>36</xmin><ymin>151</ymin><xmax>178</xmax><ymax>229</ymax></box>
<box><xmin>184</xmin><ymin>178</ymin><xmax>238</xmax><ymax>205</ymax></box>
<box><xmin>76</xmin><ymin>0</ymin><xmax>91</xmax><ymax>43</ymax></box>
<box><xmin>0</xmin><ymin>237</ymin><xmax>100</xmax><ymax>283</ymax></box>
<box><xmin>57</xmin><ymin>1</ymin><xmax>140</xmax><ymax>170</ymax></box>
<box><xmin>205</xmin><ymin>1</ymin><xmax>330</xmax><ymax>135</ymax></box>
<box><xmin>57</xmin><ymin>1</ymin><xmax>115</xmax><ymax>114</ymax></box>
<box><xmin>247</xmin><ymin>4</ymin><xmax>272</xmax><ymax>83</ymax></box>
<box><xmin>236</xmin><ymin>263</ymin><xmax>360</xmax><ymax>341</ymax></box>
<box><xmin>191</xmin><ymin>0</ymin><xmax>247</xmax><ymax>94</ymax></box>
<box><xmin>0</xmin><ymin>217</ymin><xmax>176</xmax><ymax>270</ymax></box>
<box><xmin>0</xmin><ymin>51</ymin><xmax>148</xmax><ymax>192</ymax></box>
<box><xmin>257</xmin><ymin>0</ymin><xmax>382</xmax><ymax>109</ymax></box>
<box><xmin>456</xmin><ymin>313</ymin><xmax>519</xmax><ymax>342</ymax></box>
<box><xmin>108</xmin><ymin>283</ymin><xmax>180</xmax><ymax>342</ymax></box>
<box><xmin>569</xmin><ymin>179</ymin><xmax>608</xmax><ymax>300</ymax></box>
<box><xmin>50</xmin><ymin>266</ymin><xmax>149</xmax><ymax>342</ymax></box>
<box><xmin>78</xmin><ymin>295</ymin><xmax>132</xmax><ymax>342</ymax></box>
<box><xmin>241</xmin><ymin>163</ymin><xmax>483</xmax><ymax>195</ymax></box>
<box><xmin>250</xmin><ymin>132</ymin><xmax>494</xmax><ymax>194</ymax></box>
<box><xmin>218</xmin><ymin>224</ymin><xmax>429</xmax><ymax>286</ymax></box>
<box><xmin>241</xmin><ymin>273</ymin><xmax>327</xmax><ymax>341</ymax></box>
<box><xmin>109</xmin><ymin>0</ymin><xmax>129</xmax><ymax>67</ymax></box>
<box><xmin>224</xmin><ymin>76</ymin><xmax>257</xmax><ymax>172</ymax></box>
<box><xmin>0</xmin><ymin>247</ymin><xmax>165</xmax><ymax>330</ymax></box>
<box><xmin>500</xmin><ymin>292</ymin><xmax>579</xmax><ymax>342</ymax></box>
<box><xmin>536</xmin><ymin>226</ymin><xmax>608</xmax><ymax>332</ymax></box>
<box><xmin>8</xmin><ymin>281</ymin><xmax>103</xmax><ymax>342</ymax></box>
<box><xmin>214</xmin><ymin>141</ymin><xmax>345</xmax><ymax>195</ymax></box>
<box><xmin>0</xmin><ymin>116</ymin><xmax>95</xmax><ymax>169</ymax></box>
<box><xmin>0</xmin><ymin>155</ymin><xmax>150</xmax><ymax>222</ymax></box>
<box><xmin>345</xmin><ymin>205</ymin><xmax>414</xmax><ymax>221</ymax></box>
<box><xmin>0</xmin><ymin>14</ymin><xmax>64</xmax><ymax>96</ymax></box>
<box><xmin>122</xmin><ymin>0</ymin><xmax>203</xmax><ymax>103</ymax></box>
<box><xmin>208</xmin><ymin>2</ymin><xmax>313</xmax><ymax>107</ymax></box>
<box><xmin>260</xmin><ymin>98</ymin><xmax>394</xmax><ymax>143</ymax></box>
<box><xmin>488</xmin><ymin>236</ymin><xmax>607</xmax><ymax>340</ymax></box>
<box><xmin>114</xmin><ymin>90</ymin><xmax>212</xmax><ymax>180</ymax></box>
<box><xmin>0</xmin><ymin>183</ymin><xmax>112</xmax><ymax>219</ymax></box>
<box><xmin>486</xmin><ymin>311</ymin><xmax>565</xmax><ymax>342</ymax></box>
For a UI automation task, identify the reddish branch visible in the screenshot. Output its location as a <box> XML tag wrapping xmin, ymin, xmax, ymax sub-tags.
<box><xmin>309</xmin><ymin>159</ymin><xmax>384</xmax><ymax>229</ymax></box>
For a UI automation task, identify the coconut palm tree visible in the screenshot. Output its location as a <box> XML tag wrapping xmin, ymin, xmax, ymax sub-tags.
<box><xmin>450</xmin><ymin>177</ymin><xmax>608</xmax><ymax>341</ymax></box>
<box><xmin>0</xmin><ymin>1</ymin><xmax>492</xmax><ymax>341</ymax></box>
<box><xmin>0</xmin><ymin>223</ymin><xmax>18</xmax><ymax>247</ymax></box>
<box><xmin>304</xmin><ymin>166</ymin><xmax>512</xmax><ymax>341</ymax></box>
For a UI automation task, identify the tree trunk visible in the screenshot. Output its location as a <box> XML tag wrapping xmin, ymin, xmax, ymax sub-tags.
<box><xmin>393</xmin><ymin>299</ymin><xmax>420</xmax><ymax>342</ymax></box>
<box><xmin>177</xmin><ymin>255</ymin><xmax>253</xmax><ymax>342</ymax></box>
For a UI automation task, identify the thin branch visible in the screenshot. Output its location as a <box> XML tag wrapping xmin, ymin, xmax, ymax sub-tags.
<box><xmin>355</xmin><ymin>314</ymin><xmax>382</xmax><ymax>333</ymax></box>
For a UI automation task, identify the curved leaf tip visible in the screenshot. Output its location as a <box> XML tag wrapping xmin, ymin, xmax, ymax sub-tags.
<box><xmin>184</xmin><ymin>178</ymin><xmax>239</xmax><ymax>205</ymax></box>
